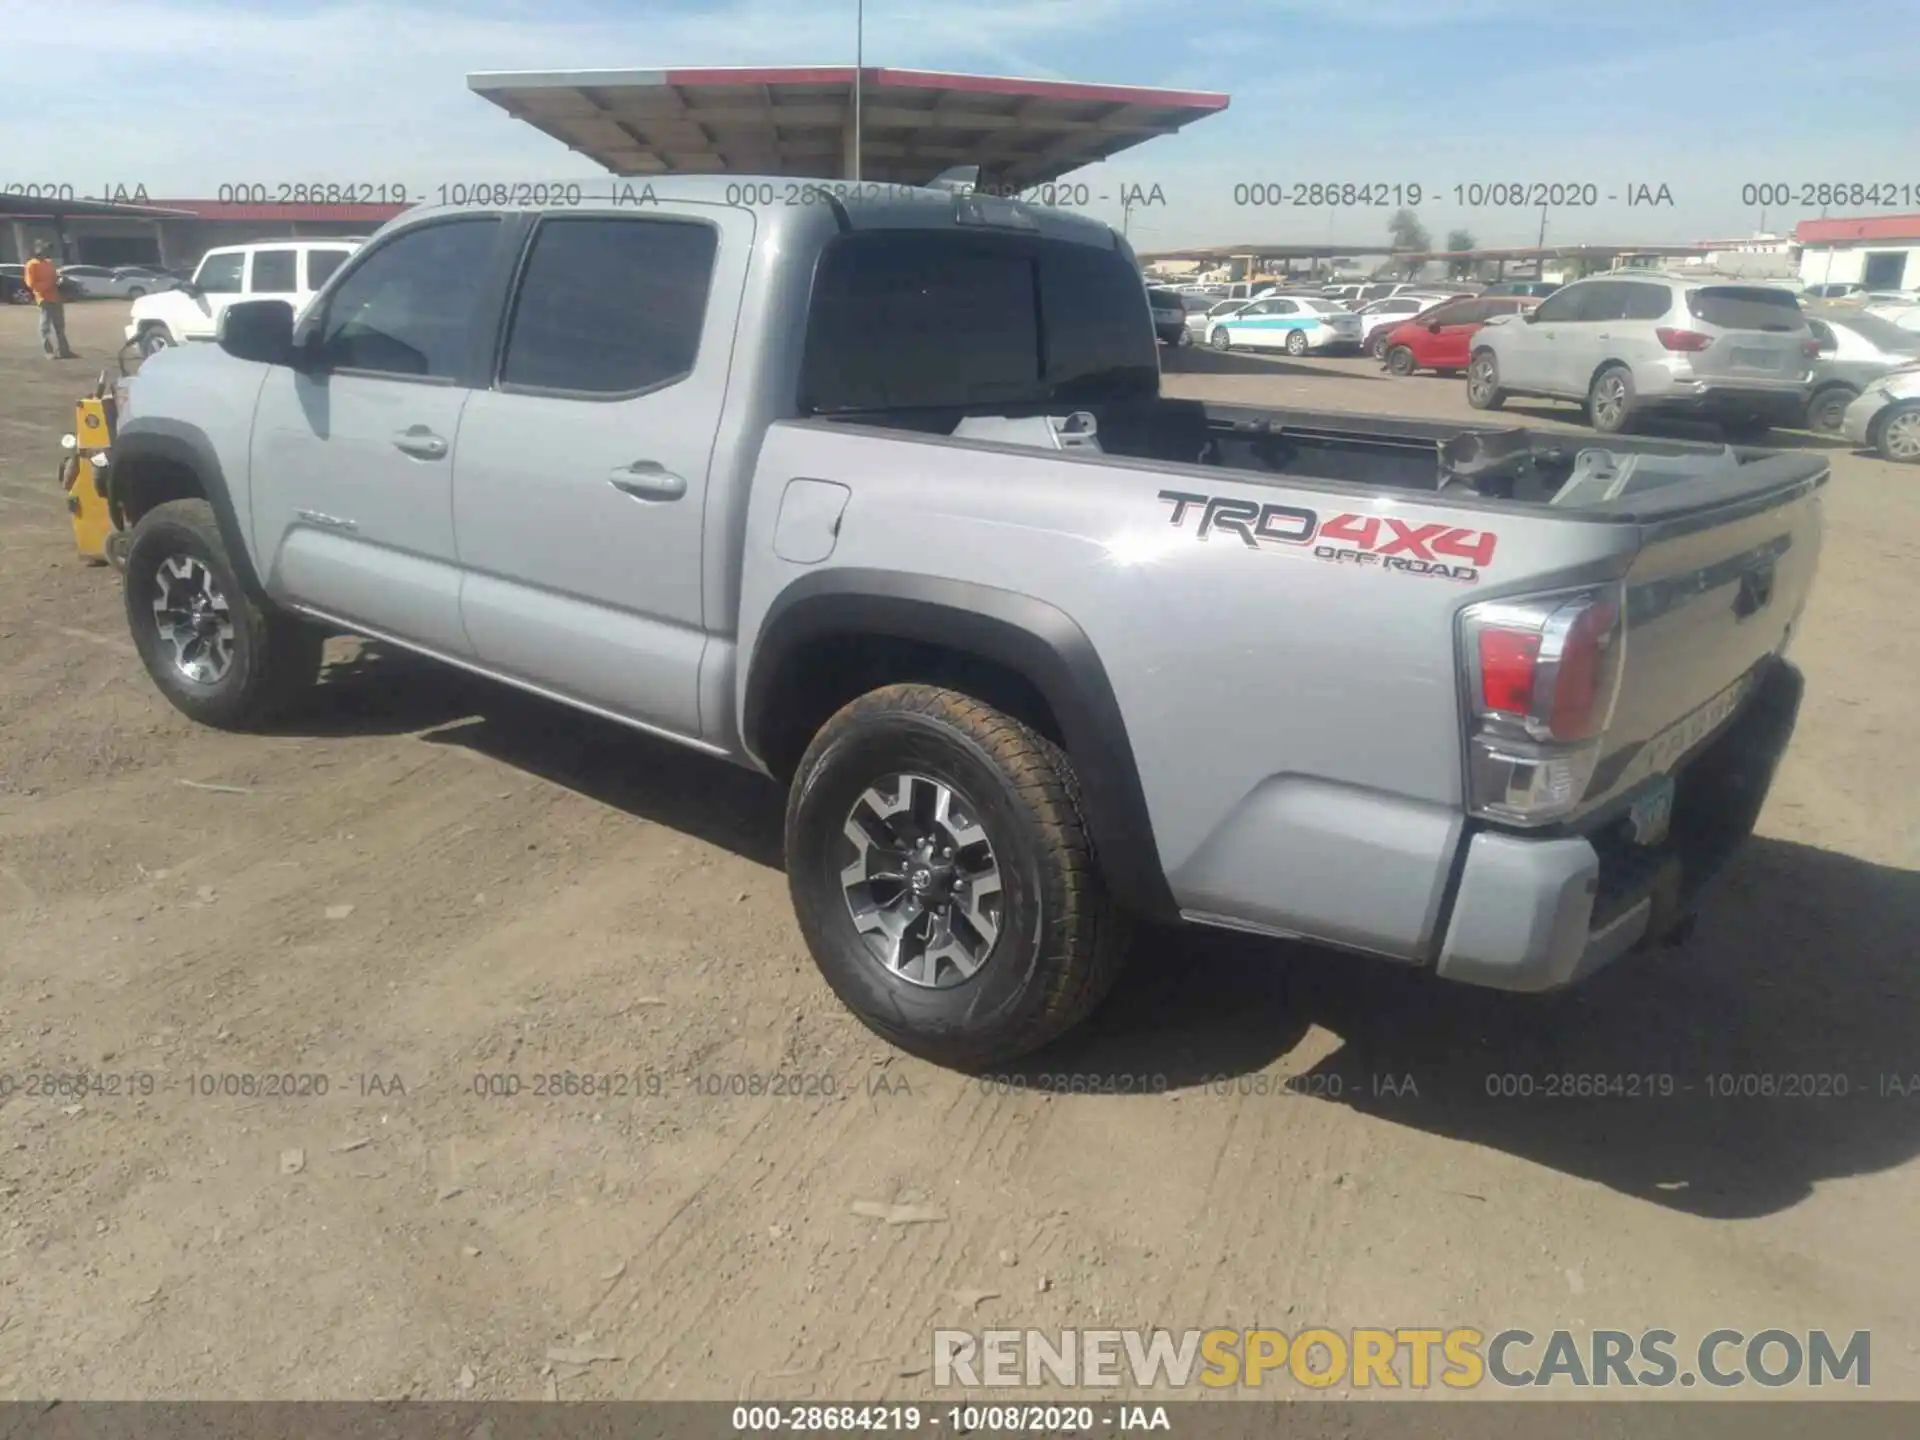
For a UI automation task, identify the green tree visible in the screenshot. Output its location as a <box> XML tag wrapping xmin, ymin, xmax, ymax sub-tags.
<box><xmin>1444</xmin><ymin>228</ymin><xmax>1477</xmax><ymax>279</ymax></box>
<box><xmin>1389</xmin><ymin>208</ymin><xmax>1431</xmax><ymax>277</ymax></box>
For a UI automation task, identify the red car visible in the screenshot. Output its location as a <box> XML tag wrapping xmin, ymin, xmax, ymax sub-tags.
<box><xmin>1380</xmin><ymin>295</ymin><xmax>1539</xmax><ymax>376</ymax></box>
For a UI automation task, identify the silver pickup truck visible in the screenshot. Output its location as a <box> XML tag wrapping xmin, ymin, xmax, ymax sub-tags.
<box><xmin>104</xmin><ymin>181</ymin><xmax>1823</xmax><ymax>1066</ymax></box>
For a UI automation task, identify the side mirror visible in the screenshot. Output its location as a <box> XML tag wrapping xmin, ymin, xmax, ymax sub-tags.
<box><xmin>176</xmin><ymin>280</ymin><xmax>202</xmax><ymax>299</ymax></box>
<box><xmin>217</xmin><ymin>299</ymin><xmax>297</xmax><ymax>367</ymax></box>
<box><xmin>1523</xmin><ymin>308</ymin><xmax>1540</xmax><ymax>323</ymax></box>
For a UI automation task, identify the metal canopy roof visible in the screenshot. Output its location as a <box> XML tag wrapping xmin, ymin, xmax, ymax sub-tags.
<box><xmin>0</xmin><ymin>193</ymin><xmax>196</xmax><ymax>220</ymax></box>
<box><xmin>467</xmin><ymin>66</ymin><xmax>1228</xmax><ymax>189</ymax></box>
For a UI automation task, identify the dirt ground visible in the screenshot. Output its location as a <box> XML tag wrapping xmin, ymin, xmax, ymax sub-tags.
<box><xmin>1</xmin><ymin>302</ymin><xmax>1916</xmax><ymax>1403</ymax></box>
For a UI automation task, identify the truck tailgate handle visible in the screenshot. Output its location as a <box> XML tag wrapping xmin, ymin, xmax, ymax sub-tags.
<box><xmin>391</xmin><ymin>426</ymin><xmax>448</xmax><ymax>460</ymax></box>
<box><xmin>608</xmin><ymin>461</ymin><xmax>687</xmax><ymax>501</ymax></box>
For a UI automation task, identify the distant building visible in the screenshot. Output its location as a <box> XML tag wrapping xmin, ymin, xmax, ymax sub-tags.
<box><xmin>1796</xmin><ymin>214</ymin><xmax>1920</xmax><ymax>290</ymax></box>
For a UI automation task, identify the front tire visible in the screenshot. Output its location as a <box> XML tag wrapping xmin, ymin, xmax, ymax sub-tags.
<box><xmin>123</xmin><ymin>499</ymin><xmax>323</xmax><ymax>730</ymax></box>
<box><xmin>785</xmin><ymin>684</ymin><xmax>1128</xmax><ymax>1069</ymax></box>
<box><xmin>1875</xmin><ymin>401</ymin><xmax>1920</xmax><ymax>464</ymax></box>
<box><xmin>1466</xmin><ymin>349</ymin><xmax>1505</xmax><ymax>407</ymax></box>
<box><xmin>1385</xmin><ymin>345</ymin><xmax>1416</xmax><ymax>376</ymax></box>
<box><xmin>137</xmin><ymin>325</ymin><xmax>174</xmax><ymax>357</ymax></box>
<box><xmin>1210</xmin><ymin>326</ymin><xmax>1232</xmax><ymax>352</ymax></box>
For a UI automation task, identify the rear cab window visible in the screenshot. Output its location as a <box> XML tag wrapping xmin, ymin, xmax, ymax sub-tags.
<box><xmin>1688</xmin><ymin>286</ymin><xmax>1806</xmax><ymax>332</ymax></box>
<box><xmin>800</xmin><ymin>231</ymin><xmax>1158</xmax><ymax>413</ymax></box>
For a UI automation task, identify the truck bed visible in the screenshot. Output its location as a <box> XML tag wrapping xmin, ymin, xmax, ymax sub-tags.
<box><xmin>832</xmin><ymin>398</ymin><xmax>1829</xmax><ymax>515</ymax></box>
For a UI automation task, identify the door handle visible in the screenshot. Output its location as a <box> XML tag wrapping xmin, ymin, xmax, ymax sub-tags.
<box><xmin>607</xmin><ymin>461</ymin><xmax>687</xmax><ymax>501</ymax></box>
<box><xmin>392</xmin><ymin>426</ymin><xmax>448</xmax><ymax>460</ymax></box>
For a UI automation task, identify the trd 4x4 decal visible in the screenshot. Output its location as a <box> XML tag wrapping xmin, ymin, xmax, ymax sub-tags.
<box><xmin>1158</xmin><ymin>490</ymin><xmax>1497</xmax><ymax>582</ymax></box>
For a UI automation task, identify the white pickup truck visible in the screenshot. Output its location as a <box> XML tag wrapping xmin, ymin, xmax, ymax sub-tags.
<box><xmin>103</xmin><ymin>181</ymin><xmax>1822</xmax><ymax>1065</ymax></box>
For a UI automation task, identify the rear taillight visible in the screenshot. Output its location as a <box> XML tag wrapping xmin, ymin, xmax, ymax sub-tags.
<box><xmin>1801</xmin><ymin>339</ymin><xmax>1821</xmax><ymax>360</ymax></box>
<box><xmin>1459</xmin><ymin>588</ymin><xmax>1626</xmax><ymax>823</ymax></box>
<box><xmin>1655</xmin><ymin>327</ymin><xmax>1712</xmax><ymax>352</ymax></box>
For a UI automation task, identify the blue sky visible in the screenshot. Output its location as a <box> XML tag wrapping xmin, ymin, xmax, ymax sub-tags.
<box><xmin>5</xmin><ymin>0</ymin><xmax>1918</xmax><ymax>249</ymax></box>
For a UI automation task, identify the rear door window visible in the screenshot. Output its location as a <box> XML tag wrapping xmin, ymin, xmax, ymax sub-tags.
<box><xmin>1687</xmin><ymin>286</ymin><xmax>1806</xmax><ymax>332</ymax></box>
<box><xmin>250</xmin><ymin>248</ymin><xmax>298</xmax><ymax>294</ymax></box>
<box><xmin>1617</xmin><ymin>283</ymin><xmax>1673</xmax><ymax>320</ymax></box>
<box><xmin>800</xmin><ymin>231</ymin><xmax>1158</xmax><ymax>412</ymax></box>
<box><xmin>499</xmin><ymin>216</ymin><xmax>718</xmax><ymax>396</ymax></box>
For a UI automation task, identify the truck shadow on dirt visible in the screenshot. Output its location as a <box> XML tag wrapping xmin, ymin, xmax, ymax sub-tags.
<box><xmin>1053</xmin><ymin>835</ymin><xmax>1920</xmax><ymax>1220</ymax></box>
<box><xmin>287</xmin><ymin>645</ymin><xmax>1917</xmax><ymax>1220</ymax></box>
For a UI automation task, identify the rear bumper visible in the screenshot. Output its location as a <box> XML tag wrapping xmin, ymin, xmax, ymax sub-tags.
<box><xmin>1435</xmin><ymin>658</ymin><xmax>1803</xmax><ymax>991</ymax></box>
<box><xmin>1633</xmin><ymin>373</ymin><xmax>1810</xmax><ymax>421</ymax></box>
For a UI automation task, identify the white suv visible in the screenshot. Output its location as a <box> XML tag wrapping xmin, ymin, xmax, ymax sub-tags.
<box><xmin>126</xmin><ymin>240</ymin><xmax>361</xmax><ymax>355</ymax></box>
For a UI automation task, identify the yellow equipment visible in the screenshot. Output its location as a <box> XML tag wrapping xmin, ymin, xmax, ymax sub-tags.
<box><xmin>57</xmin><ymin>364</ymin><xmax>130</xmax><ymax>567</ymax></box>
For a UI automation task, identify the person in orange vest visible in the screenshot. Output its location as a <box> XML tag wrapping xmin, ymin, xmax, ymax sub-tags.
<box><xmin>24</xmin><ymin>242</ymin><xmax>77</xmax><ymax>360</ymax></box>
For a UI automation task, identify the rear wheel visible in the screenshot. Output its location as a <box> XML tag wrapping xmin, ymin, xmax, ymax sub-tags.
<box><xmin>1385</xmin><ymin>345</ymin><xmax>1416</xmax><ymax>377</ymax></box>
<box><xmin>785</xmin><ymin>684</ymin><xmax>1128</xmax><ymax>1069</ymax></box>
<box><xmin>1586</xmin><ymin>364</ymin><xmax>1636</xmax><ymax>434</ymax></box>
<box><xmin>123</xmin><ymin>499</ymin><xmax>324</xmax><ymax>730</ymax></box>
<box><xmin>1366</xmin><ymin>329</ymin><xmax>1391</xmax><ymax>360</ymax></box>
<box><xmin>1875</xmin><ymin>401</ymin><xmax>1920</xmax><ymax>464</ymax></box>
<box><xmin>1805</xmin><ymin>385</ymin><xmax>1856</xmax><ymax>435</ymax></box>
<box><xmin>1285</xmin><ymin>329</ymin><xmax>1309</xmax><ymax>356</ymax></box>
<box><xmin>1466</xmin><ymin>349</ymin><xmax>1504</xmax><ymax>407</ymax></box>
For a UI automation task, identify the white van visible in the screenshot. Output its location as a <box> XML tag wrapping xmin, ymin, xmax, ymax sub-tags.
<box><xmin>125</xmin><ymin>240</ymin><xmax>362</xmax><ymax>355</ymax></box>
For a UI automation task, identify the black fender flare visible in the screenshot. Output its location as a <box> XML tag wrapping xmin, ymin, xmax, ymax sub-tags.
<box><xmin>744</xmin><ymin>569</ymin><xmax>1177</xmax><ymax>921</ymax></box>
<box><xmin>110</xmin><ymin>418</ymin><xmax>267</xmax><ymax>599</ymax></box>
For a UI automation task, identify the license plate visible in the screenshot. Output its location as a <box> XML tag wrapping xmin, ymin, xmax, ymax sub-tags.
<box><xmin>1732</xmin><ymin>346</ymin><xmax>1784</xmax><ymax>372</ymax></box>
<box><xmin>1627</xmin><ymin>776</ymin><xmax>1675</xmax><ymax>847</ymax></box>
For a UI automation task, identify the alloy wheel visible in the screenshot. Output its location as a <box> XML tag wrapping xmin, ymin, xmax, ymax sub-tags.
<box><xmin>1884</xmin><ymin>409</ymin><xmax>1920</xmax><ymax>461</ymax></box>
<box><xmin>839</xmin><ymin>772</ymin><xmax>1004</xmax><ymax>988</ymax></box>
<box><xmin>151</xmin><ymin>554</ymin><xmax>235</xmax><ymax>684</ymax></box>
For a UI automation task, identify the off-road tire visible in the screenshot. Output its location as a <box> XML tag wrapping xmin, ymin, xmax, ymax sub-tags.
<box><xmin>785</xmin><ymin>683</ymin><xmax>1129</xmax><ymax>1069</ymax></box>
<box><xmin>123</xmin><ymin>498</ymin><xmax>323</xmax><ymax>730</ymax></box>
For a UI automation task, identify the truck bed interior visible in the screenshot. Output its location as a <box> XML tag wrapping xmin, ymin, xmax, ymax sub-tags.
<box><xmin>821</xmin><ymin>398</ymin><xmax>1828</xmax><ymax>514</ymax></box>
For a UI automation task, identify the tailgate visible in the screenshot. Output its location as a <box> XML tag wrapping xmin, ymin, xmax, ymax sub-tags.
<box><xmin>1581</xmin><ymin>454</ymin><xmax>1825</xmax><ymax>815</ymax></box>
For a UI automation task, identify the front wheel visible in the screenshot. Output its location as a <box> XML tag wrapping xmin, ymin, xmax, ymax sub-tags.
<box><xmin>1210</xmin><ymin>326</ymin><xmax>1232</xmax><ymax>352</ymax></box>
<box><xmin>1386</xmin><ymin>345</ymin><xmax>1416</xmax><ymax>377</ymax></box>
<box><xmin>123</xmin><ymin>499</ymin><xmax>324</xmax><ymax>730</ymax></box>
<box><xmin>785</xmin><ymin>684</ymin><xmax>1129</xmax><ymax>1069</ymax></box>
<box><xmin>1466</xmin><ymin>350</ymin><xmax>1505</xmax><ymax>408</ymax></box>
<box><xmin>1876</xmin><ymin>401</ymin><xmax>1920</xmax><ymax>464</ymax></box>
<box><xmin>137</xmin><ymin>325</ymin><xmax>173</xmax><ymax>356</ymax></box>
